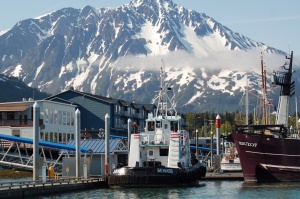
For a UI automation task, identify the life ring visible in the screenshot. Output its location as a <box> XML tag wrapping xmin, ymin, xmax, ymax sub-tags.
<box><xmin>225</xmin><ymin>155</ymin><xmax>229</xmax><ymax>160</ymax></box>
<box><xmin>230</xmin><ymin>154</ymin><xmax>235</xmax><ymax>159</ymax></box>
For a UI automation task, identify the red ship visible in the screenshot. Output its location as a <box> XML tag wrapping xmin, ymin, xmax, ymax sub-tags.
<box><xmin>228</xmin><ymin>51</ymin><xmax>299</xmax><ymax>182</ymax></box>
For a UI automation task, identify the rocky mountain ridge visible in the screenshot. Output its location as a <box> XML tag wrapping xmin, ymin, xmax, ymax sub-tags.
<box><xmin>0</xmin><ymin>0</ymin><xmax>298</xmax><ymax>113</ymax></box>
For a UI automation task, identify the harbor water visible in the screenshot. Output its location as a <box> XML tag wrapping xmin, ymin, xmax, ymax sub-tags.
<box><xmin>31</xmin><ymin>180</ymin><xmax>300</xmax><ymax>199</ymax></box>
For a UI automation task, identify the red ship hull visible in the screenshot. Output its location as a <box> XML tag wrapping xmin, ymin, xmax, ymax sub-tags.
<box><xmin>229</xmin><ymin>133</ymin><xmax>300</xmax><ymax>182</ymax></box>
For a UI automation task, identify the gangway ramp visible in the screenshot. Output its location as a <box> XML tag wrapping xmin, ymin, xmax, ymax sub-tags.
<box><xmin>0</xmin><ymin>134</ymin><xmax>92</xmax><ymax>171</ymax></box>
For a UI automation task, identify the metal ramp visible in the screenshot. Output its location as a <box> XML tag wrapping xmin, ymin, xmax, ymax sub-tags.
<box><xmin>0</xmin><ymin>134</ymin><xmax>92</xmax><ymax>174</ymax></box>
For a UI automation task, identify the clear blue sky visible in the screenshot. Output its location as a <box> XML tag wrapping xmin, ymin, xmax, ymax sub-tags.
<box><xmin>1</xmin><ymin>0</ymin><xmax>299</xmax><ymax>55</ymax></box>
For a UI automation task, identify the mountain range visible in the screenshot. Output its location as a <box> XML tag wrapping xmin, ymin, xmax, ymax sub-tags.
<box><xmin>0</xmin><ymin>74</ymin><xmax>49</xmax><ymax>102</ymax></box>
<box><xmin>0</xmin><ymin>0</ymin><xmax>299</xmax><ymax>113</ymax></box>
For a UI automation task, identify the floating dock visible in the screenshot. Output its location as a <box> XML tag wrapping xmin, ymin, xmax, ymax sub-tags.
<box><xmin>203</xmin><ymin>172</ymin><xmax>244</xmax><ymax>180</ymax></box>
<box><xmin>0</xmin><ymin>177</ymin><xmax>108</xmax><ymax>199</ymax></box>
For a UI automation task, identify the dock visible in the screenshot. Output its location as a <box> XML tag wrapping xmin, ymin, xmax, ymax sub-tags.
<box><xmin>203</xmin><ymin>172</ymin><xmax>244</xmax><ymax>180</ymax></box>
<box><xmin>0</xmin><ymin>172</ymin><xmax>244</xmax><ymax>198</ymax></box>
<box><xmin>0</xmin><ymin>177</ymin><xmax>108</xmax><ymax>199</ymax></box>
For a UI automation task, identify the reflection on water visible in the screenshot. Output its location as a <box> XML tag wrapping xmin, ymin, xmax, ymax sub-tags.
<box><xmin>28</xmin><ymin>180</ymin><xmax>300</xmax><ymax>199</ymax></box>
<box><xmin>242</xmin><ymin>181</ymin><xmax>300</xmax><ymax>188</ymax></box>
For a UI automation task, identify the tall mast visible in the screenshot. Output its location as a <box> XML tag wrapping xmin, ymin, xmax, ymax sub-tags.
<box><xmin>261</xmin><ymin>53</ymin><xmax>268</xmax><ymax>124</ymax></box>
<box><xmin>273</xmin><ymin>51</ymin><xmax>295</xmax><ymax>127</ymax></box>
<box><xmin>154</xmin><ymin>60</ymin><xmax>177</xmax><ymax>118</ymax></box>
<box><xmin>246</xmin><ymin>77</ymin><xmax>249</xmax><ymax>125</ymax></box>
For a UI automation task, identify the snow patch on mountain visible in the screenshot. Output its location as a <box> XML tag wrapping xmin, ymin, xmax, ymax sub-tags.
<box><xmin>186</xmin><ymin>90</ymin><xmax>204</xmax><ymax>105</ymax></box>
<box><xmin>138</xmin><ymin>21</ymin><xmax>170</xmax><ymax>55</ymax></box>
<box><xmin>0</xmin><ymin>29</ymin><xmax>8</xmax><ymax>36</ymax></box>
<box><xmin>10</xmin><ymin>65</ymin><xmax>23</xmax><ymax>77</ymax></box>
<box><xmin>35</xmin><ymin>62</ymin><xmax>45</xmax><ymax>79</ymax></box>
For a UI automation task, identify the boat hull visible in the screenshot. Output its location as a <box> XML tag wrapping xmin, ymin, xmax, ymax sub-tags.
<box><xmin>229</xmin><ymin>133</ymin><xmax>300</xmax><ymax>182</ymax></box>
<box><xmin>108</xmin><ymin>165</ymin><xmax>206</xmax><ymax>188</ymax></box>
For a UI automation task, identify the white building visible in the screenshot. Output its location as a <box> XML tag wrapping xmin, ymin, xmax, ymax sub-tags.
<box><xmin>0</xmin><ymin>99</ymin><xmax>77</xmax><ymax>143</ymax></box>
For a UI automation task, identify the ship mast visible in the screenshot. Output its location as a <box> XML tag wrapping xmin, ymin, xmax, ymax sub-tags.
<box><xmin>155</xmin><ymin>60</ymin><xmax>177</xmax><ymax>118</ymax></box>
<box><xmin>261</xmin><ymin>53</ymin><xmax>268</xmax><ymax>124</ymax></box>
<box><xmin>273</xmin><ymin>51</ymin><xmax>295</xmax><ymax>127</ymax></box>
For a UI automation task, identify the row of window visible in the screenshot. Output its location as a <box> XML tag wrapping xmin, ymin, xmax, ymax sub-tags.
<box><xmin>44</xmin><ymin>108</ymin><xmax>75</xmax><ymax>126</ymax></box>
<box><xmin>114</xmin><ymin>118</ymin><xmax>145</xmax><ymax>129</ymax></box>
<box><xmin>114</xmin><ymin>105</ymin><xmax>145</xmax><ymax>117</ymax></box>
<box><xmin>147</xmin><ymin>121</ymin><xmax>179</xmax><ymax>131</ymax></box>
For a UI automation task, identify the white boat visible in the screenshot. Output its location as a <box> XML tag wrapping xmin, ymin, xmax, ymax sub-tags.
<box><xmin>220</xmin><ymin>142</ymin><xmax>242</xmax><ymax>172</ymax></box>
<box><xmin>108</xmin><ymin>64</ymin><xmax>206</xmax><ymax>187</ymax></box>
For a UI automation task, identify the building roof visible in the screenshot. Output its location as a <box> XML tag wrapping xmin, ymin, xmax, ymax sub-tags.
<box><xmin>46</xmin><ymin>89</ymin><xmax>155</xmax><ymax>110</ymax></box>
<box><xmin>132</xmin><ymin>103</ymin><xmax>144</xmax><ymax>109</ymax></box>
<box><xmin>45</xmin><ymin>97</ymin><xmax>76</xmax><ymax>105</ymax></box>
<box><xmin>143</xmin><ymin>104</ymin><xmax>156</xmax><ymax>111</ymax></box>
<box><xmin>0</xmin><ymin>105</ymin><xmax>30</xmax><ymax>111</ymax></box>
<box><xmin>119</xmin><ymin>100</ymin><xmax>131</xmax><ymax>106</ymax></box>
<box><xmin>64</xmin><ymin>139</ymin><xmax>128</xmax><ymax>154</ymax></box>
<box><xmin>46</xmin><ymin>89</ymin><xmax>118</xmax><ymax>104</ymax></box>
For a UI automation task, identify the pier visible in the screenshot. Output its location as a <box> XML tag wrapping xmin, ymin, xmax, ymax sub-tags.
<box><xmin>0</xmin><ymin>177</ymin><xmax>108</xmax><ymax>198</ymax></box>
<box><xmin>203</xmin><ymin>172</ymin><xmax>244</xmax><ymax>180</ymax></box>
<box><xmin>0</xmin><ymin>172</ymin><xmax>244</xmax><ymax>198</ymax></box>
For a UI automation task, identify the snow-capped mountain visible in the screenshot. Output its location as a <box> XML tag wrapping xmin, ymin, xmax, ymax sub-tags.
<box><xmin>0</xmin><ymin>0</ymin><xmax>298</xmax><ymax>113</ymax></box>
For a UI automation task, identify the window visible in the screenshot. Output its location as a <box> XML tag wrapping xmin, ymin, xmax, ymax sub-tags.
<box><xmin>53</xmin><ymin>110</ymin><xmax>58</xmax><ymax>124</ymax></box>
<box><xmin>156</xmin><ymin>121</ymin><xmax>161</xmax><ymax>128</ymax></box>
<box><xmin>63</xmin><ymin>111</ymin><xmax>67</xmax><ymax>125</ymax></box>
<box><xmin>164</xmin><ymin>123</ymin><xmax>168</xmax><ymax>129</ymax></box>
<box><xmin>160</xmin><ymin>149</ymin><xmax>169</xmax><ymax>156</ymax></box>
<box><xmin>148</xmin><ymin>121</ymin><xmax>155</xmax><ymax>131</ymax></box>
<box><xmin>171</xmin><ymin>121</ymin><xmax>178</xmax><ymax>131</ymax></box>
<box><xmin>44</xmin><ymin>109</ymin><xmax>48</xmax><ymax>123</ymax></box>
<box><xmin>147</xmin><ymin>149</ymin><xmax>154</xmax><ymax>159</ymax></box>
<box><xmin>149</xmin><ymin>150</ymin><xmax>154</xmax><ymax>156</ymax></box>
<box><xmin>115</xmin><ymin>118</ymin><xmax>118</xmax><ymax>128</ymax></box>
<box><xmin>71</xmin><ymin>112</ymin><xmax>74</xmax><ymax>126</ymax></box>
<box><xmin>7</xmin><ymin>112</ymin><xmax>14</xmax><ymax>120</ymax></box>
<box><xmin>49</xmin><ymin>109</ymin><xmax>53</xmax><ymax>124</ymax></box>
<box><xmin>67</xmin><ymin>112</ymin><xmax>70</xmax><ymax>125</ymax></box>
<box><xmin>115</xmin><ymin>105</ymin><xmax>118</xmax><ymax>113</ymax></box>
<box><xmin>58</xmin><ymin>110</ymin><xmax>62</xmax><ymax>125</ymax></box>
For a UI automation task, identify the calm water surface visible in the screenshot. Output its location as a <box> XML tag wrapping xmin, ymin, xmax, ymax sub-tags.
<box><xmin>32</xmin><ymin>180</ymin><xmax>300</xmax><ymax>199</ymax></box>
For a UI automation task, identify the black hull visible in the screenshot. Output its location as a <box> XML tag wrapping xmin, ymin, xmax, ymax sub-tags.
<box><xmin>229</xmin><ymin>133</ymin><xmax>300</xmax><ymax>182</ymax></box>
<box><xmin>108</xmin><ymin>165</ymin><xmax>206</xmax><ymax>188</ymax></box>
